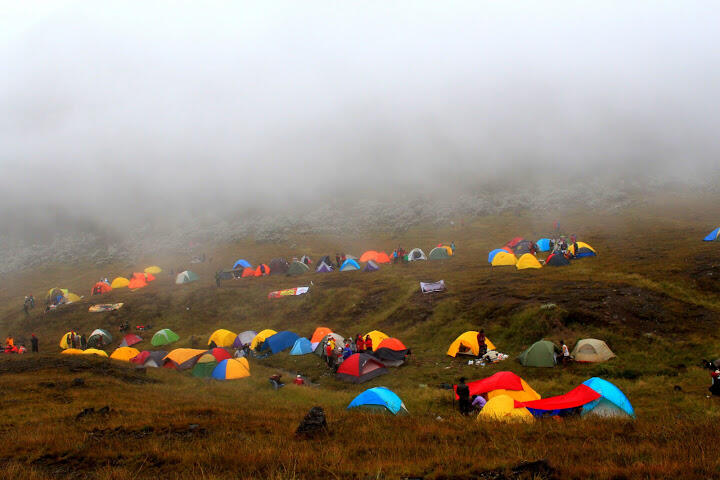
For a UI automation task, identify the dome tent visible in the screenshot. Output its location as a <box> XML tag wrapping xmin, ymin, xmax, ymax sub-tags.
<box><xmin>517</xmin><ymin>340</ymin><xmax>558</xmax><ymax>367</ymax></box>
<box><xmin>348</xmin><ymin>387</ymin><xmax>408</xmax><ymax>415</ymax></box>
<box><xmin>447</xmin><ymin>331</ymin><xmax>496</xmax><ymax>357</ymax></box>
<box><xmin>572</xmin><ymin>339</ymin><xmax>616</xmax><ymax>363</ymax></box>
<box><xmin>151</xmin><ymin>329</ymin><xmax>179</xmax><ymax>347</ymax></box>
<box><xmin>176</xmin><ymin>270</ymin><xmax>199</xmax><ymax>284</ymax></box>
<box><xmin>290</xmin><ymin>337</ymin><xmax>313</xmax><ymax>355</ymax></box>
<box><xmin>407</xmin><ymin>248</ymin><xmax>426</xmax><ymax>261</ymax></box>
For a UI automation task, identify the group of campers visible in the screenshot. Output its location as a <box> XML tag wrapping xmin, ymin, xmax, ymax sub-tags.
<box><xmin>550</xmin><ymin>234</ymin><xmax>577</xmax><ymax>256</ymax></box>
<box><xmin>4</xmin><ymin>334</ymin><xmax>38</xmax><ymax>354</ymax></box>
<box><xmin>320</xmin><ymin>333</ymin><xmax>376</xmax><ymax>370</ymax></box>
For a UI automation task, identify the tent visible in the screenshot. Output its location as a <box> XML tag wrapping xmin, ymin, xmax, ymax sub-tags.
<box><xmin>315</xmin><ymin>333</ymin><xmax>345</xmax><ymax>356</ymax></box>
<box><xmin>192</xmin><ymin>353</ymin><xmax>218</xmax><ymax>378</ymax></box>
<box><xmin>572</xmin><ymin>339</ymin><xmax>616</xmax><ymax>363</ymax></box>
<box><xmin>545</xmin><ymin>253</ymin><xmax>570</xmax><ymax>267</ymax></box>
<box><xmin>175</xmin><ymin>270</ymin><xmax>199</xmax><ymax>284</ymax></box>
<box><xmin>130</xmin><ymin>350</ymin><xmax>167</xmax><ymax>368</ymax></box>
<box><xmin>144</xmin><ymin>266</ymin><xmax>162</xmax><ymax>275</ymax></box>
<box><xmin>512</xmin><ymin>240</ymin><xmax>535</xmax><ymax>256</ymax></box>
<box><xmin>348</xmin><ymin>387</ymin><xmax>408</xmax><ymax>415</ymax></box>
<box><xmin>233</xmin><ymin>259</ymin><xmax>252</xmax><ymax>269</ymax></box>
<box><xmin>581</xmin><ymin>377</ymin><xmax>635</xmax><ymax>418</ymax></box>
<box><xmin>360</xmin><ymin>251</ymin><xmax>380</xmax><ymax>262</ymax></box>
<box><xmin>478</xmin><ymin>394</ymin><xmax>534</xmax><ymax>422</ymax></box>
<box><xmin>241</xmin><ymin>267</ymin><xmax>255</xmax><ymax>278</ymax></box>
<box><xmin>81</xmin><ymin>348</ymin><xmax>108</xmax><ymax>357</ymax></box>
<box><xmin>287</xmin><ymin>261</ymin><xmax>310</xmax><ymax>276</ymax></box>
<box><xmin>310</xmin><ymin>327</ymin><xmax>333</xmax><ymax>349</ymax></box>
<box><xmin>66</xmin><ymin>293</ymin><xmax>81</xmax><ymax>303</ymax></box>
<box><xmin>317</xmin><ymin>255</ymin><xmax>333</xmax><ymax>266</ymax></box>
<box><xmin>516</xmin><ymin>253</ymin><xmax>542</xmax><ymax>270</ymax></box>
<box><xmin>407</xmin><ymin>248</ymin><xmax>426</xmax><ymax>261</ymax></box>
<box><xmin>87</xmin><ymin>329</ymin><xmax>113</xmax><ymax>347</ymax></box>
<box><xmin>261</xmin><ymin>331</ymin><xmax>300</xmax><ymax>354</ymax></box>
<box><xmin>47</xmin><ymin>288</ymin><xmax>69</xmax><ymax>305</ymax></box>
<box><xmin>110</xmin><ymin>347</ymin><xmax>141</xmax><ymax>362</ymax></box>
<box><xmin>59</xmin><ymin>331</ymin><xmax>80</xmax><ymax>349</ymax></box>
<box><xmin>487</xmin><ymin>249</ymin><xmax>508</xmax><ymax>263</ymax></box>
<box><xmin>364</xmin><ymin>330</ymin><xmax>389</xmax><ymax>351</ymax></box>
<box><xmin>110</xmin><ymin>277</ymin><xmax>130</xmax><ymax>289</ymax></box>
<box><xmin>250</xmin><ymin>329</ymin><xmax>277</xmax><ymax>350</ymax></box>
<box><xmin>454</xmin><ymin>372</ymin><xmax>540</xmax><ymax>403</ymax></box>
<box><xmin>290</xmin><ymin>337</ymin><xmax>314</xmax><ymax>355</ymax></box>
<box><xmin>336</xmin><ymin>353</ymin><xmax>387</xmax><ymax>383</ymax></box>
<box><xmin>505</xmin><ymin>237</ymin><xmax>525</xmax><ymax>248</ymax></box>
<box><xmin>373</xmin><ymin>338</ymin><xmax>408</xmax><ymax>366</ymax></box>
<box><xmin>254</xmin><ymin>264</ymin><xmax>270</xmax><ymax>276</ymax></box>
<box><xmin>428</xmin><ymin>247</ymin><xmax>450</xmax><ymax>260</ymax></box>
<box><xmin>163</xmin><ymin>348</ymin><xmax>206</xmax><ymax>370</ymax></box>
<box><xmin>268</xmin><ymin>258</ymin><xmax>289</xmax><ymax>274</ymax></box>
<box><xmin>299</xmin><ymin>255</ymin><xmax>312</xmax><ymax>265</ymax></box>
<box><xmin>212</xmin><ymin>358</ymin><xmax>250</xmax><ymax>380</ymax></box>
<box><xmin>536</xmin><ymin>238</ymin><xmax>552</xmax><ymax>252</ymax></box>
<box><xmin>151</xmin><ymin>329</ymin><xmax>179</xmax><ymax>347</ymax></box>
<box><xmin>208</xmin><ymin>329</ymin><xmax>237</xmax><ymax>348</ymax></box>
<box><xmin>206</xmin><ymin>347</ymin><xmax>232</xmax><ymax>362</ymax></box>
<box><xmin>91</xmin><ymin>281</ymin><xmax>112</xmax><ymax>295</ymax></box>
<box><xmin>61</xmin><ymin>349</ymin><xmax>83</xmax><ymax>355</ymax></box>
<box><xmin>517</xmin><ymin>340</ymin><xmax>558</xmax><ymax>367</ymax></box>
<box><xmin>232</xmin><ymin>331</ymin><xmax>257</xmax><ymax>349</ymax></box>
<box><xmin>340</xmin><ymin>259</ymin><xmax>361</xmax><ymax>271</ymax></box>
<box><xmin>375</xmin><ymin>252</ymin><xmax>391</xmax><ymax>263</ymax></box>
<box><xmin>363</xmin><ymin>260</ymin><xmax>380</xmax><ymax>272</ymax></box>
<box><xmin>447</xmin><ymin>331</ymin><xmax>496</xmax><ymax>357</ymax></box>
<box><xmin>316</xmin><ymin>262</ymin><xmax>333</xmax><ymax>273</ymax></box>
<box><xmin>704</xmin><ymin>228</ymin><xmax>720</xmax><ymax>241</ymax></box>
<box><xmin>420</xmin><ymin>280</ymin><xmax>445</xmax><ymax>293</ymax></box>
<box><xmin>519</xmin><ymin>384</ymin><xmax>601</xmax><ymax>417</ymax></box>
<box><xmin>491</xmin><ymin>252</ymin><xmax>517</xmax><ymax>266</ymax></box>
<box><xmin>568</xmin><ymin>242</ymin><xmax>597</xmax><ymax>258</ymax></box>
<box><xmin>128</xmin><ymin>273</ymin><xmax>148</xmax><ymax>289</ymax></box>
<box><xmin>119</xmin><ymin>334</ymin><xmax>142</xmax><ymax>348</ymax></box>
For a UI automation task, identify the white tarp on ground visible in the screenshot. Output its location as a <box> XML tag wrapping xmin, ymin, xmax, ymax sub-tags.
<box><xmin>420</xmin><ymin>280</ymin><xmax>446</xmax><ymax>293</ymax></box>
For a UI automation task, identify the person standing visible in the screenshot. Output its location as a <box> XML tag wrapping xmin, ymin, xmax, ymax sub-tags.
<box><xmin>560</xmin><ymin>340</ymin><xmax>571</xmax><ymax>365</ymax></box>
<box><xmin>364</xmin><ymin>334</ymin><xmax>373</xmax><ymax>352</ymax></box>
<box><xmin>335</xmin><ymin>254</ymin><xmax>341</xmax><ymax>269</ymax></box>
<box><xmin>356</xmin><ymin>334</ymin><xmax>365</xmax><ymax>353</ymax></box>
<box><xmin>456</xmin><ymin>377</ymin><xmax>470</xmax><ymax>415</ymax></box>
<box><xmin>31</xmin><ymin>334</ymin><xmax>38</xmax><ymax>353</ymax></box>
<box><xmin>23</xmin><ymin>297</ymin><xmax>29</xmax><ymax>315</ymax></box>
<box><xmin>451</xmin><ymin>241</ymin><xmax>456</xmax><ymax>254</ymax></box>
<box><xmin>476</xmin><ymin>329</ymin><xmax>487</xmax><ymax>358</ymax></box>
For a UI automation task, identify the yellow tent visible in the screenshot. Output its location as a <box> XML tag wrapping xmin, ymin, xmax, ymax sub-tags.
<box><xmin>487</xmin><ymin>379</ymin><xmax>541</xmax><ymax>402</ymax></box>
<box><xmin>61</xmin><ymin>348</ymin><xmax>83</xmax><ymax>355</ymax></box>
<box><xmin>251</xmin><ymin>329</ymin><xmax>277</xmax><ymax>350</ymax></box>
<box><xmin>144</xmin><ymin>266</ymin><xmax>163</xmax><ymax>275</ymax></box>
<box><xmin>110</xmin><ymin>347</ymin><xmax>140</xmax><ymax>362</ymax></box>
<box><xmin>111</xmin><ymin>277</ymin><xmax>130</xmax><ymax>289</ymax></box>
<box><xmin>447</xmin><ymin>331</ymin><xmax>496</xmax><ymax>357</ymax></box>
<box><xmin>66</xmin><ymin>293</ymin><xmax>82</xmax><ymax>303</ymax></box>
<box><xmin>81</xmin><ymin>348</ymin><xmax>109</xmax><ymax>358</ymax></box>
<box><xmin>568</xmin><ymin>242</ymin><xmax>596</xmax><ymax>255</ymax></box>
<box><xmin>164</xmin><ymin>348</ymin><xmax>207</xmax><ymax>369</ymax></box>
<box><xmin>214</xmin><ymin>358</ymin><xmax>251</xmax><ymax>379</ymax></box>
<box><xmin>209</xmin><ymin>329</ymin><xmax>237</xmax><ymax>348</ymax></box>
<box><xmin>59</xmin><ymin>331</ymin><xmax>80</xmax><ymax>349</ymax></box>
<box><xmin>491</xmin><ymin>252</ymin><xmax>517</xmax><ymax>266</ymax></box>
<box><xmin>516</xmin><ymin>253</ymin><xmax>542</xmax><ymax>270</ymax></box>
<box><xmin>442</xmin><ymin>245</ymin><xmax>453</xmax><ymax>256</ymax></box>
<box><xmin>478</xmin><ymin>394</ymin><xmax>534</xmax><ymax>422</ymax></box>
<box><xmin>364</xmin><ymin>330</ymin><xmax>389</xmax><ymax>351</ymax></box>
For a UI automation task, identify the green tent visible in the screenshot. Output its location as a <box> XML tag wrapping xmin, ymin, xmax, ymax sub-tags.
<box><xmin>191</xmin><ymin>354</ymin><xmax>218</xmax><ymax>378</ymax></box>
<box><xmin>428</xmin><ymin>247</ymin><xmax>450</xmax><ymax>260</ymax></box>
<box><xmin>286</xmin><ymin>261</ymin><xmax>310</xmax><ymax>276</ymax></box>
<box><xmin>151</xmin><ymin>328</ymin><xmax>180</xmax><ymax>347</ymax></box>
<box><xmin>176</xmin><ymin>270</ymin><xmax>199</xmax><ymax>284</ymax></box>
<box><xmin>517</xmin><ymin>340</ymin><xmax>558</xmax><ymax>367</ymax></box>
<box><xmin>87</xmin><ymin>328</ymin><xmax>113</xmax><ymax>348</ymax></box>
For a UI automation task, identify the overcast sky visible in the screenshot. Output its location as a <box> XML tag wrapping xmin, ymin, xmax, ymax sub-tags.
<box><xmin>1</xmin><ymin>1</ymin><xmax>719</xmax><ymax>221</ymax></box>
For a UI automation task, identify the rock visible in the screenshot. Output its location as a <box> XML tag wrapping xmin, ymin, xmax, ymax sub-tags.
<box><xmin>76</xmin><ymin>407</ymin><xmax>94</xmax><ymax>419</ymax></box>
<box><xmin>71</xmin><ymin>378</ymin><xmax>85</xmax><ymax>387</ymax></box>
<box><xmin>295</xmin><ymin>406</ymin><xmax>328</xmax><ymax>437</ymax></box>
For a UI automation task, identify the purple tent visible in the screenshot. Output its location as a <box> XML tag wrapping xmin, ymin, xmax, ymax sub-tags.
<box><xmin>232</xmin><ymin>330</ymin><xmax>257</xmax><ymax>348</ymax></box>
<box><xmin>316</xmin><ymin>262</ymin><xmax>333</xmax><ymax>273</ymax></box>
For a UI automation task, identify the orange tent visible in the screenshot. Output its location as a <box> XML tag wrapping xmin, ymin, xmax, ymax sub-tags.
<box><xmin>360</xmin><ymin>251</ymin><xmax>379</xmax><ymax>262</ymax></box>
<box><xmin>377</xmin><ymin>337</ymin><xmax>406</xmax><ymax>351</ymax></box>
<box><xmin>128</xmin><ymin>273</ymin><xmax>148</xmax><ymax>289</ymax></box>
<box><xmin>91</xmin><ymin>282</ymin><xmax>112</xmax><ymax>295</ymax></box>
<box><xmin>241</xmin><ymin>267</ymin><xmax>255</xmax><ymax>278</ymax></box>
<box><xmin>375</xmin><ymin>252</ymin><xmax>391</xmax><ymax>263</ymax></box>
<box><xmin>145</xmin><ymin>273</ymin><xmax>156</xmax><ymax>282</ymax></box>
<box><xmin>254</xmin><ymin>264</ymin><xmax>270</xmax><ymax>277</ymax></box>
<box><xmin>311</xmin><ymin>327</ymin><xmax>333</xmax><ymax>344</ymax></box>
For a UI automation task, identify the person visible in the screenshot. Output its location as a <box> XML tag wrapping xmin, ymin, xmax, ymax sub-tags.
<box><xmin>325</xmin><ymin>341</ymin><xmax>335</xmax><ymax>368</ymax></box>
<box><xmin>710</xmin><ymin>368</ymin><xmax>720</xmax><ymax>396</ymax></box>
<box><xmin>260</xmin><ymin>264</ymin><xmax>266</xmax><ymax>275</ymax></box>
<box><xmin>456</xmin><ymin>377</ymin><xmax>470</xmax><ymax>415</ymax></box>
<box><xmin>28</xmin><ymin>295</ymin><xmax>35</xmax><ymax>309</ymax></box>
<box><xmin>335</xmin><ymin>254</ymin><xmax>341</xmax><ymax>269</ymax></box>
<box><xmin>341</xmin><ymin>253</ymin><xmax>346</xmax><ymax>264</ymax></box>
<box><xmin>343</xmin><ymin>342</ymin><xmax>353</xmax><ymax>360</ymax></box>
<box><xmin>269</xmin><ymin>374</ymin><xmax>284</xmax><ymax>390</ymax></box>
<box><xmin>356</xmin><ymin>334</ymin><xmax>365</xmax><ymax>353</ymax></box>
<box><xmin>560</xmin><ymin>340</ymin><xmax>571</xmax><ymax>365</ymax></box>
<box><xmin>570</xmin><ymin>234</ymin><xmax>576</xmax><ymax>244</ymax></box>
<box><xmin>31</xmin><ymin>334</ymin><xmax>38</xmax><ymax>353</ymax></box>
<box><xmin>293</xmin><ymin>374</ymin><xmax>305</xmax><ymax>385</ymax></box>
<box><xmin>215</xmin><ymin>271</ymin><xmax>221</xmax><ymax>287</ymax></box>
<box><xmin>451</xmin><ymin>241</ymin><xmax>456</xmax><ymax>253</ymax></box>
<box><xmin>471</xmin><ymin>394</ymin><xmax>487</xmax><ymax>412</ymax></box>
<box><xmin>23</xmin><ymin>297</ymin><xmax>29</xmax><ymax>315</ymax></box>
<box><xmin>80</xmin><ymin>335</ymin><xmax>87</xmax><ymax>350</ymax></box>
<box><xmin>476</xmin><ymin>329</ymin><xmax>487</xmax><ymax>357</ymax></box>
<box><xmin>5</xmin><ymin>335</ymin><xmax>14</xmax><ymax>349</ymax></box>
<box><xmin>17</xmin><ymin>344</ymin><xmax>26</xmax><ymax>354</ymax></box>
<box><xmin>364</xmin><ymin>334</ymin><xmax>373</xmax><ymax>352</ymax></box>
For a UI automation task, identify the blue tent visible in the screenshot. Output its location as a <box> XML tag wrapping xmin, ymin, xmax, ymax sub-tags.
<box><xmin>316</xmin><ymin>262</ymin><xmax>333</xmax><ymax>273</ymax></box>
<box><xmin>290</xmin><ymin>337</ymin><xmax>313</xmax><ymax>355</ymax></box>
<box><xmin>487</xmin><ymin>249</ymin><xmax>507</xmax><ymax>263</ymax></box>
<box><xmin>581</xmin><ymin>377</ymin><xmax>635</xmax><ymax>418</ymax></box>
<box><xmin>261</xmin><ymin>331</ymin><xmax>300</xmax><ymax>354</ymax></box>
<box><xmin>348</xmin><ymin>387</ymin><xmax>408</xmax><ymax>415</ymax></box>
<box><xmin>340</xmin><ymin>259</ymin><xmax>361</xmax><ymax>271</ymax></box>
<box><xmin>536</xmin><ymin>238</ymin><xmax>552</xmax><ymax>252</ymax></box>
<box><xmin>704</xmin><ymin>228</ymin><xmax>720</xmax><ymax>241</ymax></box>
<box><xmin>233</xmin><ymin>259</ymin><xmax>252</xmax><ymax>269</ymax></box>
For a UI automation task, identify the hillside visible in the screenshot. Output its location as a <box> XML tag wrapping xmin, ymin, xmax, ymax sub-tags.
<box><xmin>2</xmin><ymin>194</ymin><xmax>720</xmax><ymax>479</ymax></box>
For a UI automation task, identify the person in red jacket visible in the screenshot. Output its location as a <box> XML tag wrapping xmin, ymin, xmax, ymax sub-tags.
<box><xmin>364</xmin><ymin>334</ymin><xmax>373</xmax><ymax>352</ymax></box>
<box><xmin>356</xmin><ymin>334</ymin><xmax>365</xmax><ymax>353</ymax></box>
<box><xmin>325</xmin><ymin>342</ymin><xmax>334</xmax><ymax>368</ymax></box>
<box><xmin>476</xmin><ymin>329</ymin><xmax>487</xmax><ymax>358</ymax></box>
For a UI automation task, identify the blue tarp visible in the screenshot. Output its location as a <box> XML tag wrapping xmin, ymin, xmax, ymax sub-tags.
<box><xmin>233</xmin><ymin>259</ymin><xmax>252</xmax><ymax>269</ymax></box>
<box><xmin>290</xmin><ymin>337</ymin><xmax>313</xmax><ymax>355</ymax></box>
<box><xmin>536</xmin><ymin>238</ymin><xmax>551</xmax><ymax>252</ymax></box>
<box><xmin>582</xmin><ymin>377</ymin><xmax>635</xmax><ymax>417</ymax></box>
<box><xmin>348</xmin><ymin>387</ymin><xmax>407</xmax><ymax>414</ymax></box>
<box><xmin>340</xmin><ymin>259</ymin><xmax>361</xmax><ymax>271</ymax></box>
<box><xmin>261</xmin><ymin>331</ymin><xmax>300</xmax><ymax>354</ymax></box>
<box><xmin>704</xmin><ymin>228</ymin><xmax>720</xmax><ymax>241</ymax></box>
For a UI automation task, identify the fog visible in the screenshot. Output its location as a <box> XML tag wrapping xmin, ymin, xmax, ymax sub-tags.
<box><xmin>2</xmin><ymin>0</ymin><xmax>720</xmax><ymax>233</ymax></box>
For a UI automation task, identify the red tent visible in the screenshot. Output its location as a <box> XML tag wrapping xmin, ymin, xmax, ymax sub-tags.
<box><xmin>130</xmin><ymin>350</ymin><xmax>150</xmax><ymax>365</ymax></box>
<box><xmin>454</xmin><ymin>371</ymin><xmax>524</xmax><ymax>400</ymax></box>
<box><xmin>254</xmin><ymin>264</ymin><xmax>270</xmax><ymax>277</ymax></box>
<box><xmin>516</xmin><ymin>384</ymin><xmax>600</xmax><ymax>412</ymax></box>
<box><xmin>375</xmin><ymin>252</ymin><xmax>391</xmax><ymax>263</ymax></box>
<box><xmin>241</xmin><ymin>267</ymin><xmax>255</xmax><ymax>278</ymax></box>
<box><xmin>145</xmin><ymin>273</ymin><xmax>156</xmax><ymax>282</ymax></box>
<box><xmin>505</xmin><ymin>237</ymin><xmax>525</xmax><ymax>248</ymax></box>
<box><xmin>91</xmin><ymin>282</ymin><xmax>112</xmax><ymax>295</ymax></box>
<box><xmin>128</xmin><ymin>273</ymin><xmax>148</xmax><ymax>289</ymax></box>
<box><xmin>207</xmin><ymin>347</ymin><xmax>232</xmax><ymax>362</ymax></box>
<box><xmin>336</xmin><ymin>353</ymin><xmax>387</xmax><ymax>383</ymax></box>
<box><xmin>120</xmin><ymin>334</ymin><xmax>142</xmax><ymax>347</ymax></box>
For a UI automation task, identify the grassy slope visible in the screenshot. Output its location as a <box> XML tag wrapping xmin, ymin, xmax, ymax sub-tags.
<box><xmin>1</xmin><ymin>193</ymin><xmax>720</xmax><ymax>479</ymax></box>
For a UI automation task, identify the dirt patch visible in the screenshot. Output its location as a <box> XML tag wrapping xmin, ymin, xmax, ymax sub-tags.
<box><xmin>87</xmin><ymin>424</ymin><xmax>208</xmax><ymax>441</ymax></box>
